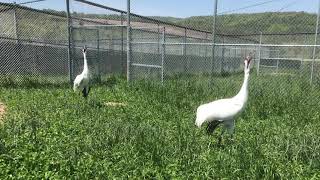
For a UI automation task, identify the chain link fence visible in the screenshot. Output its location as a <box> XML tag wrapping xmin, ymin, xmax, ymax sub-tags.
<box><xmin>0</xmin><ymin>0</ymin><xmax>320</xmax><ymax>86</ymax></box>
<box><xmin>216</xmin><ymin>0</ymin><xmax>320</xmax><ymax>86</ymax></box>
<box><xmin>0</xmin><ymin>1</ymin><xmax>69</xmax><ymax>85</ymax></box>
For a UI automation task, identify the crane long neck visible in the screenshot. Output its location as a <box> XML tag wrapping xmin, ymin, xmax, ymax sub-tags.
<box><xmin>83</xmin><ymin>52</ymin><xmax>88</xmax><ymax>73</ymax></box>
<box><xmin>234</xmin><ymin>72</ymin><xmax>250</xmax><ymax>103</ymax></box>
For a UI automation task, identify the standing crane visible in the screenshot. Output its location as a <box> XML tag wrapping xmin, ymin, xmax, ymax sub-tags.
<box><xmin>73</xmin><ymin>46</ymin><xmax>90</xmax><ymax>98</ymax></box>
<box><xmin>195</xmin><ymin>55</ymin><xmax>253</xmax><ymax>143</ymax></box>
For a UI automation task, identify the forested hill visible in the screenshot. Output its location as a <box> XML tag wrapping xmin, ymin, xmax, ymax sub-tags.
<box><xmin>150</xmin><ymin>12</ymin><xmax>317</xmax><ymax>35</ymax></box>
<box><xmin>43</xmin><ymin>8</ymin><xmax>317</xmax><ymax>35</ymax></box>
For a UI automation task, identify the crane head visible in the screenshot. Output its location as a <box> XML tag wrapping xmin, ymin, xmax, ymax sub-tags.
<box><xmin>244</xmin><ymin>54</ymin><xmax>253</xmax><ymax>69</ymax></box>
<box><xmin>82</xmin><ymin>45</ymin><xmax>87</xmax><ymax>53</ymax></box>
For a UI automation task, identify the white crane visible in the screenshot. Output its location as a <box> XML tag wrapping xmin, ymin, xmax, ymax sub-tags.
<box><xmin>73</xmin><ymin>46</ymin><xmax>90</xmax><ymax>98</ymax></box>
<box><xmin>195</xmin><ymin>55</ymin><xmax>253</xmax><ymax>143</ymax></box>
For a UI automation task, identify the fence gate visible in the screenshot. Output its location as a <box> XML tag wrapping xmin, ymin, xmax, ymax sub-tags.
<box><xmin>131</xmin><ymin>27</ymin><xmax>165</xmax><ymax>82</ymax></box>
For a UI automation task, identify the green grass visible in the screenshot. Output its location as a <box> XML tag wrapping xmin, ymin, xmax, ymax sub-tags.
<box><xmin>0</xmin><ymin>74</ymin><xmax>320</xmax><ymax>179</ymax></box>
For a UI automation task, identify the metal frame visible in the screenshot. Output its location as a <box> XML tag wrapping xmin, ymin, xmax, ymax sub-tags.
<box><xmin>310</xmin><ymin>0</ymin><xmax>320</xmax><ymax>84</ymax></box>
<box><xmin>0</xmin><ymin>0</ymin><xmax>316</xmax><ymax>91</ymax></box>
<box><xmin>161</xmin><ymin>27</ymin><xmax>166</xmax><ymax>84</ymax></box>
<box><xmin>72</xmin><ymin>24</ymin><xmax>127</xmax><ymax>28</ymax></box>
<box><xmin>130</xmin><ymin>42</ymin><xmax>320</xmax><ymax>47</ymax></box>
<box><xmin>66</xmin><ymin>0</ymin><xmax>73</xmax><ymax>84</ymax></box>
<box><xmin>14</xmin><ymin>0</ymin><xmax>317</xmax><ymax>85</ymax></box>
<box><xmin>257</xmin><ymin>32</ymin><xmax>262</xmax><ymax>75</ymax></box>
<box><xmin>121</xmin><ymin>12</ymin><xmax>125</xmax><ymax>75</ymax></box>
<box><xmin>183</xmin><ymin>28</ymin><xmax>187</xmax><ymax>56</ymax></box>
<box><xmin>72</xmin><ymin>0</ymin><xmax>211</xmax><ymax>34</ymax></box>
<box><xmin>211</xmin><ymin>0</ymin><xmax>218</xmax><ymax>77</ymax></box>
<box><xmin>132</xmin><ymin>63</ymin><xmax>162</xmax><ymax>69</ymax></box>
<box><xmin>126</xmin><ymin>0</ymin><xmax>131</xmax><ymax>82</ymax></box>
<box><xmin>12</xmin><ymin>3</ymin><xmax>19</xmax><ymax>44</ymax></box>
<box><xmin>131</xmin><ymin>26</ymin><xmax>162</xmax><ymax>30</ymax></box>
<box><xmin>96</xmin><ymin>28</ymin><xmax>101</xmax><ymax>82</ymax></box>
<box><xmin>157</xmin><ymin>24</ymin><xmax>160</xmax><ymax>54</ymax></box>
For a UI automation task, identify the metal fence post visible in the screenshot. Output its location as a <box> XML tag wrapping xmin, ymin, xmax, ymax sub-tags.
<box><xmin>310</xmin><ymin>0</ymin><xmax>320</xmax><ymax>85</ymax></box>
<box><xmin>235</xmin><ymin>48</ymin><xmax>238</xmax><ymax>72</ymax></box>
<box><xmin>301</xmin><ymin>34</ymin><xmax>308</xmax><ymax>75</ymax></box>
<box><xmin>161</xmin><ymin>27</ymin><xmax>166</xmax><ymax>84</ymax></box>
<box><xmin>157</xmin><ymin>23</ymin><xmax>160</xmax><ymax>54</ymax></box>
<box><xmin>66</xmin><ymin>0</ymin><xmax>73</xmax><ymax>84</ymax></box>
<box><xmin>257</xmin><ymin>32</ymin><xmax>262</xmax><ymax>75</ymax></box>
<box><xmin>221</xmin><ymin>37</ymin><xmax>225</xmax><ymax>74</ymax></box>
<box><xmin>205</xmin><ymin>32</ymin><xmax>208</xmax><ymax>57</ymax></box>
<box><xmin>12</xmin><ymin>3</ymin><xmax>19</xmax><ymax>44</ymax></box>
<box><xmin>198</xmin><ymin>37</ymin><xmax>201</xmax><ymax>56</ymax></box>
<box><xmin>211</xmin><ymin>0</ymin><xmax>218</xmax><ymax>78</ymax></box>
<box><xmin>276</xmin><ymin>55</ymin><xmax>279</xmax><ymax>74</ymax></box>
<box><xmin>126</xmin><ymin>0</ymin><xmax>131</xmax><ymax>82</ymax></box>
<box><xmin>120</xmin><ymin>12</ymin><xmax>125</xmax><ymax>75</ymax></box>
<box><xmin>97</xmin><ymin>29</ymin><xmax>101</xmax><ymax>82</ymax></box>
<box><xmin>183</xmin><ymin>28</ymin><xmax>187</xmax><ymax>56</ymax></box>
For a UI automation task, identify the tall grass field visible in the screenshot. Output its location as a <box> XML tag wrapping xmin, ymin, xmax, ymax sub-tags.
<box><xmin>0</xmin><ymin>74</ymin><xmax>319</xmax><ymax>179</ymax></box>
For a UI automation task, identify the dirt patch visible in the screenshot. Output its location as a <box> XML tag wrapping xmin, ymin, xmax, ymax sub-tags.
<box><xmin>0</xmin><ymin>102</ymin><xmax>6</xmax><ymax>124</ymax></box>
<box><xmin>104</xmin><ymin>102</ymin><xmax>127</xmax><ymax>107</ymax></box>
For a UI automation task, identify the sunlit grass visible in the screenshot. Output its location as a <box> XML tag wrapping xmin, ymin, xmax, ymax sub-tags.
<box><xmin>0</xmin><ymin>74</ymin><xmax>319</xmax><ymax>179</ymax></box>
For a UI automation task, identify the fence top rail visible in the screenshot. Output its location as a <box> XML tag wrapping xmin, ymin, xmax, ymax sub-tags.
<box><xmin>73</xmin><ymin>0</ymin><xmax>212</xmax><ymax>34</ymax></box>
<box><xmin>73</xmin><ymin>24</ymin><xmax>127</xmax><ymax>28</ymax></box>
<box><xmin>80</xmin><ymin>0</ymin><xmax>315</xmax><ymax>37</ymax></box>
<box><xmin>131</xmin><ymin>41</ymin><xmax>320</xmax><ymax>47</ymax></box>
<box><xmin>1</xmin><ymin>1</ymin><xmax>316</xmax><ymax>40</ymax></box>
<box><xmin>215</xmin><ymin>43</ymin><xmax>320</xmax><ymax>47</ymax></box>
<box><xmin>131</xmin><ymin>26</ymin><xmax>163</xmax><ymax>30</ymax></box>
<box><xmin>261</xmin><ymin>57</ymin><xmax>303</xmax><ymax>61</ymax></box>
<box><xmin>221</xmin><ymin>32</ymin><xmax>318</xmax><ymax>37</ymax></box>
<box><xmin>132</xmin><ymin>63</ymin><xmax>162</xmax><ymax>69</ymax></box>
<box><xmin>0</xmin><ymin>1</ymin><xmax>67</xmax><ymax>18</ymax></box>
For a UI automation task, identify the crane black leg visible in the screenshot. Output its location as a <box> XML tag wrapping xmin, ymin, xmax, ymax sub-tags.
<box><xmin>82</xmin><ymin>87</ymin><xmax>89</xmax><ymax>98</ymax></box>
<box><xmin>87</xmin><ymin>87</ymin><xmax>91</xmax><ymax>95</ymax></box>
<box><xmin>218</xmin><ymin>128</ymin><xmax>225</xmax><ymax>145</ymax></box>
<box><xmin>206</xmin><ymin>120</ymin><xmax>221</xmax><ymax>134</ymax></box>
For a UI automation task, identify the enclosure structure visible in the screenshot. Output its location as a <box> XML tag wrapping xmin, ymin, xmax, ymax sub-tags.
<box><xmin>66</xmin><ymin>0</ymin><xmax>258</xmax><ymax>84</ymax></box>
<box><xmin>0</xmin><ymin>0</ymin><xmax>320</xmax><ymax>86</ymax></box>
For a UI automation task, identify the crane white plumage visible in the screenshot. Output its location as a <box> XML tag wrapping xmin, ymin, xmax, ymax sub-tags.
<box><xmin>73</xmin><ymin>46</ymin><xmax>90</xmax><ymax>98</ymax></box>
<box><xmin>195</xmin><ymin>54</ymin><xmax>253</xmax><ymax>142</ymax></box>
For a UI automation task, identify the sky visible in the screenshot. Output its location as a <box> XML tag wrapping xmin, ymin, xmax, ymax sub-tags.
<box><xmin>1</xmin><ymin>0</ymin><xmax>318</xmax><ymax>18</ymax></box>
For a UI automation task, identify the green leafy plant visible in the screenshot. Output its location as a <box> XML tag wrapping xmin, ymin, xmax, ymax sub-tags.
<box><xmin>0</xmin><ymin>74</ymin><xmax>319</xmax><ymax>179</ymax></box>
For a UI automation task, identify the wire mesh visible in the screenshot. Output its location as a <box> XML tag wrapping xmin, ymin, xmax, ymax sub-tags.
<box><xmin>0</xmin><ymin>0</ymin><xmax>320</xmax><ymax>87</ymax></box>
<box><xmin>215</xmin><ymin>0</ymin><xmax>320</xmax><ymax>87</ymax></box>
<box><xmin>0</xmin><ymin>2</ymin><xmax>69</xmax><ymax>85</ymax></box>
<box><xmin>69</xmin><ymin>0</ymin><xmax>126</xmax><ymax>82</ymax></box>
